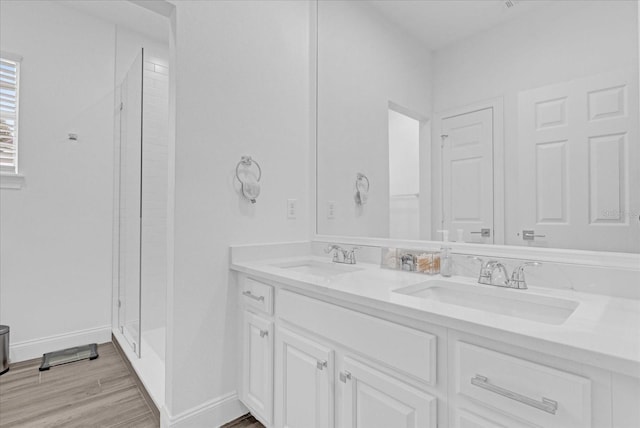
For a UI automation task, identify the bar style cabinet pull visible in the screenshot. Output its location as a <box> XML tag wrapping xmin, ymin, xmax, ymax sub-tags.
<box><xmin>471</xmin><ymin>375</ymin><xmax>558</xmax><ymax>415</ymax></box>
<box><xmin>339</xmin><ymin>371</ymin><xmax>352</xmax><ymax>383</ymax></box>
<box><xmin>259</xmin><ymin>329</ymin><xmax>268</xmax><ymax>338</ymax></box>
<box><xmin>242</xmin><ymin>290</ymin><xmax>265</xmax><ymax>302</ymax></box>
<box><xmin>316</xmin><ymin>360</ymin><xmax>328</xmax><ymax>370</ymax></box>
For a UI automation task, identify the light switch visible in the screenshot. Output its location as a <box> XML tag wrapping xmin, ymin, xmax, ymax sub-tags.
<box><xmin>287</xmin><ymin>199</ymin><xmax>297</xmax><ymax>219</ymax></box>
<box><xmin>327</xmin><ymin>201</ymin><xmax>336</xmax><ymax>219</ymax></box>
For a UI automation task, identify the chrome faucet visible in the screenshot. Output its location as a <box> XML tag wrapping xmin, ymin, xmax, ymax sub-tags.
<box><xmin>469</xmin><ymin>256</ymin><xmax>541</xmax><ymax>289</ymax></box>
<box><xmin>325</xmin><ymin>244</ymin><xmax>358</xmax><ymax>265</ymax></box>
<box><xmin>508</xmin><ymin>262</ymin><xmax>541</xmax><ymax>289</ymax></box>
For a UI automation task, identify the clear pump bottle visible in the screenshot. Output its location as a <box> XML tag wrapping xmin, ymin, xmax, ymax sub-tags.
<box><xmin>440</xmin><ymin>246</ymin><xmax>453</xmax><ymax>277</ymax></box>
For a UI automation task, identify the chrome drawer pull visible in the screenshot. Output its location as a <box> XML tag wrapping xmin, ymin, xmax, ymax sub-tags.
<box><xmin>242</xmin><ymin>291</ymin><xmax>265</xmax><ymax>302</ymax></box>
<box><xmin>471</xmin><ymin>375</ymin><xmax>558</xmax><ymax>415</ymax></box>
<box><xmin>339</xmin><ymin>371</ymin><xmax>352</xmax><ymax>383</ymax></box>
<box><xmin>316</xmin><ymin>360</ymin><xmax>328</xmax><ymax>370</ymax></box>
<box><xmin>259</xmin><ymin>329</ymin><xmax>268</xmax><ymax>338</ymax></box>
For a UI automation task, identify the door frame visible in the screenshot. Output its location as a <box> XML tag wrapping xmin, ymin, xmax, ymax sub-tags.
<box><xmin>433</xmin><ymin>97</ymin><xmax>504</xmax><ymax>245</ymax></box>
<box><xmin>388</xmin><ymin>101</ymin><xmax>431</xmax><ymax>240</ymax></box>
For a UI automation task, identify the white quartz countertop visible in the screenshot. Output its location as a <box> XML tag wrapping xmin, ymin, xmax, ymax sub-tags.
<box><xmin>231</xmin><ymin>256</ymin><xmax>640</xmax><ymax>378</ymax></box>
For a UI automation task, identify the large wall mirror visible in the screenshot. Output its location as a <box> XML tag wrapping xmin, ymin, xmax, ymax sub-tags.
<box><xmin>316</xmin><ymin>0</ymin><xmax>640</xmax><ymax>253</ymax></box>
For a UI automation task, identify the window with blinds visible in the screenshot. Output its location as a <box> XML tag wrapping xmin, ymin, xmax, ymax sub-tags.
<box><xmin>0</xmin><ymin>54</ymin><xmax>20</xmax><ymax>174</ymax></box>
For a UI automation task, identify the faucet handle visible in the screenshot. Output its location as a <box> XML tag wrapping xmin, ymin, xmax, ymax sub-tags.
<box><xmin>344</xmin><ymin>247</ymin><xmax>359</xmax><ymax>264</ymax></box>
<box><xmin>472</xmin><ymin>258</ymin><xmax>498</xmax><ymax>285</ymax></box>
<box><xmin>325</xmin><ymin>244</ymin><xmax>344</xmax><ymax>262</ymax></box>
<box><xmin>509</xmin><ymin>262</ymin><xmax>541</xmax><ymax>289</ymax></box>
<box><xmin>325</xmin><ymin>244</ymin><xmax>341</xmax><ymax>253</ymax></box>
<box><xmin>467</xmin><ymin>256</ymin><xmax>495</xmax><ymax>269</ymax></box>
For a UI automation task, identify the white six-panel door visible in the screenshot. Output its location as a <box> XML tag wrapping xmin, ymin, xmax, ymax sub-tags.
<box><xmin>518</xmin><ymin>69</ymin><xmax>639</xmax><ymax>252</ymax></box>
<box><xmin>441</xmin><ymin>108</ymin><xmax>495</xmax><ymax>244</ymax></box>
<box><xmin>340</xmin><ymin>356</ymin><xmax>437</xmax><ymax>428</ymax></box>
<box><xmin>275</xmin><ymin>327</ymin><xmax>334</xmax><ymax>428</ymax></box>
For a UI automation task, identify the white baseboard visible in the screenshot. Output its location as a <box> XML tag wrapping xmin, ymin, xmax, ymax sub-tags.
<box><xmin>161</xmin><ymin>391</ymin><xmax>248</xmax><ymax>428</ymax></box>
<box><xmin>9</xmin><ymin>325</ymin><xmax>112</xmax><ymax>363</ymax></box>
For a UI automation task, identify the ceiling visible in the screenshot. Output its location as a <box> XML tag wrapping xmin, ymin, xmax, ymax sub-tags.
<box><xmin>367</xmin><ymin>0</ymin><xmax>554</xmax><ymax>51</ymax></box>
<box><xmin>58</xmin><ymin>0</ymin><xmax>169</xmax><ymax>43</ymax></box>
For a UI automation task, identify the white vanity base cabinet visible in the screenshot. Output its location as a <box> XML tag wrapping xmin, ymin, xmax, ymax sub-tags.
<box><xmin>235</xmin><ymin>273</ymin><xmax>638</xmax><ymax>428</ymax></box>
<box><xmin>612</xmin><ymin>373</ymin><xmax>640</xmax><ymax>428</ymax></box>
<box><xmin>274</xmin><ymin>327</ymin><xmax>334</xmax><ymax>428</ymax></box>
<box><xmin>339</xmin><ymin>356</ymin><xmax>437</xmax><ymax>428</ymax></box>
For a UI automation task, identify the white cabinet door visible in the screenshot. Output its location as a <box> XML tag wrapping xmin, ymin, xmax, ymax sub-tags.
<box><xmin>340</xmin><ymin>356</ymin><xmax>437</xmax><ymax>428</ymax></box>
<box><xmin>242</xmin><ymin>311</ymin><xmax>274</xmax><ymax>426</ymax></box>
<box><xmin>517</xmin><ymin>69</ymin><xmax>639</xmax><ymax>252</ymax></box>
<box><xmin>454</xmin><ymin>409</ymin><xmax>508</xmax><ymax>428</ymax></box>
<box><xmin>275</xmin><ymin>327</ymin><xmax>334</xmax><ymax>428</ymax></box>
<box><xmin>441</xmin><ymin>107</ymin><xmax>494</xmax><ymax>244</ymax></box>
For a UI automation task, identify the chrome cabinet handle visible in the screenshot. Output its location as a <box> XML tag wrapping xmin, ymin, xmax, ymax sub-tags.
<box><xmin>339</xmin><ymin>371</ymin><xmax>352</xmax><ymax>383</ymax></box>
<box><xmin>242</xmin><ymin>291</ymin><xmax>265</xmax><ymax>302</ymax></box>
<box><xmin>259</xmin><ymin>329</ymin><xmax>268</xmax><ymax>338</ymax></box>
<box><xmin>316</xmin><ymin>360</ymin><xmax>328</xmax><ymax>370</ymax></box>
<box><xmin>471</xmin><ymin>375</ymin><xmax>558</xmax><ymax>415</ymax></box>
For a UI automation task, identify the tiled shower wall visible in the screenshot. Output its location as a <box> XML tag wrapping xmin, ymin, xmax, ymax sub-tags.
<box><xmin>141</xmin><ymin>54</ymin><xmax>169</xmax><ymax>337</ymax></box>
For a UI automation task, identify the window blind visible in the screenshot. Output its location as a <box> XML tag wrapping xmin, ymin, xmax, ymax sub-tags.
<box><xmin>0</xmin><ymin>56</ymin><xmax>19</xmax><ymax>174</ymax></box>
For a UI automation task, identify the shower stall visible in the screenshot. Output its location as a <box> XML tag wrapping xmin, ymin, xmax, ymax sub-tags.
<box><xmin>114</xmin><ymin>47</ymin><xmax>169</xmax><ymax>405</ymax></box>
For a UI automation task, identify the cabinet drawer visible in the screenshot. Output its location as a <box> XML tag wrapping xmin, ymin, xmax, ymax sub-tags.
<box><xmin>241</xmin><ymin>277</ymin><xmax>274</xmax><ymax>315</ymax></box>
<box><xmin>456</xmin><ymin>341</ymin><xmax>591</xmax><ymax>428</ymax></box>
<box><xmin>279</xmin><ymin>290</ymin><xmax>436</xmax><ymax>385</ymax></box>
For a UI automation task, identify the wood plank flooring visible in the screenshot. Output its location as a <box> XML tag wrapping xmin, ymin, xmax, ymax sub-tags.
<box><xmin>0</xmin><ymin>342</ymin><xmax>159</xmax><ymax>428</ymax></box>
<box><xmin>221</xmin><ymin>414</ymin><xmax>265</xmax><ymax>428</ymax></box>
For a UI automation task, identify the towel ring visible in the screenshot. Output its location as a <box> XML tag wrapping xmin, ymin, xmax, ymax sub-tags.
<box><xmin>355</xmin><ymin>173</ymin><xmax>369</xmax><ymax>192</ymax></box>
<box><xmin>235</xmin><ymin>155</ymin><xmax>262</xmax><ymax>183</ymax></box>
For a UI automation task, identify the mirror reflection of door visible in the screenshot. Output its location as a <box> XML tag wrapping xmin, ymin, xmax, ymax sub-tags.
<box><xmin>518</xmin><ymin>69</ymin><xmax>640</xmax><ymax>252</ymax></box>
<box><xmin>388</xmin><ymin>108</ymin><xmax>420</xmax><ymax>239</ymax></box>
<box><xmin>441</xmin><ymin>108</ymin><xmax>494</xmax><ymax>244</ymax></box>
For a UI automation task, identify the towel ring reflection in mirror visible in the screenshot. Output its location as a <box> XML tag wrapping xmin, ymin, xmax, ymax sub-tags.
<box><xmin>355</xmin><ymin>172</ymin><xmax>370</xmax><ymax>206</ymax></box>
<box><xmin>235</xmin><ymin>155</ymin><xmax>262</xmax><ymax>204</ymax></box>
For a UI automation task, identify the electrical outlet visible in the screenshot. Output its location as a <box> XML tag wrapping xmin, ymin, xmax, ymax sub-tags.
<box><xmin>287</xmin><ymin>199</ymin><xmax>297</xmax><ymax>219</ymax></box>
<box><xmin>327</xmin><ymin>201</ymin><xmax>336</xmax><ymax>219</ymax></box>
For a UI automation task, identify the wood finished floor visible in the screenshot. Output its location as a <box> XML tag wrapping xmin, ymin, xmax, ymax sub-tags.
<box><xmin>221</xmin><ymin>414</ymin><xmax>264</xmax><ymax>428</ymax></box>
<box><xmin>0</xmin><ymin>343</ymin><xmax>159</xmax><ymax>428</ymax></box>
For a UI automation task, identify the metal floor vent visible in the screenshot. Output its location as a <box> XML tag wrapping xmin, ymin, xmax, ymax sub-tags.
<box><xmin>39</xmin><ymin>343</ymin><xmax>99</xmax><ymax>371</ymax></box>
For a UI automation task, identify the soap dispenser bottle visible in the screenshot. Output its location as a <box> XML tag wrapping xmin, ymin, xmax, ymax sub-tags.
<box><xmin>440</xmin><ymin>246</ymin><xmax>453</xmax><ymax>277</ymax></box>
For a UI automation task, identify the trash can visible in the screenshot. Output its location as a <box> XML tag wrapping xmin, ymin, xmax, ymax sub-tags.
<box><xmin>0</xmin><ymin>325</ymin><xmax>9</xmax><ymax>375</ymax></box>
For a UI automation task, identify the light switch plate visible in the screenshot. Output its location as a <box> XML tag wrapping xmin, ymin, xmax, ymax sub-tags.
<box><xmin>327</xmin><ymin>201</ymin><xmax>336</xmax><ymax>219</ymax></box>
<box><xmin>287</xmin><ymin>199</ymin><xmax>297</xmax><ymax>219</ymax></box>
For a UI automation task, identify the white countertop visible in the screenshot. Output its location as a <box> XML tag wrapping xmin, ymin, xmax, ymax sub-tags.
<box><xmin>231</xmin><ymin>255</ymin><xmax>640</xmax><ymax>378</ymax></box>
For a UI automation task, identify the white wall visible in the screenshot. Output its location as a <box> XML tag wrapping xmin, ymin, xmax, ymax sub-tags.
<box><xmin>0</xmin><ymin>0</ymin><xmax>116</xmax><ymax>360</ymax></box>
<box><xmin>166</xmin><ymin>0</ymin><xmax>311</xmax><ymax>423</ymax></box>
<box><xmin>432</xmin><ymin>0</ymin><xmax>638</xmax><ymax>245</ymax></box>
<box><xmin>316</xmin><ymin>0</ymin><xmax>432</xmax><ymax>238</ymax></box>
<box><xmin>0</xmin><ymin>0</ymin><xmax>169</xmax><ymax>363</ymax></box>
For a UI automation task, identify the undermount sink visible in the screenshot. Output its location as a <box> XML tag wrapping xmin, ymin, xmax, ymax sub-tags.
<box><xmin>394</xmin><ymin>280</ymin><xmax>579</xmax><ymax>325</ymax></box>
<box><xmin>272</xmin><ymin>260</ymin><xmax>363</xmax><ymax>277</ymax></box>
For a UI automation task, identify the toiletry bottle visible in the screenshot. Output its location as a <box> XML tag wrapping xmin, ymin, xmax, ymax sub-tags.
<box><xmin>440</xmin><ymin>246</ymin><xmax>453</xmax><ymax>277</ymax></box>
<box><xmin>437</xmin><ymin>229</ymin><xmax>450</xmax><ymax>242</ymax></box>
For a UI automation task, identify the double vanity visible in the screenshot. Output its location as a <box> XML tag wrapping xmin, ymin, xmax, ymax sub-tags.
<box><xmin>230</xmin><ymin>243</ymin><xmax>640</xmax><ymax>428</ymax></box>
